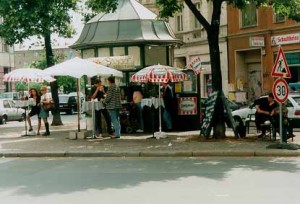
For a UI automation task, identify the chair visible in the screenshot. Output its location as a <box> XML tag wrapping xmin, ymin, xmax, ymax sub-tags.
<box><xmin>245</xmin><ymin>114</ymin><xmax>256</xmax><ymax>134</ymax></box>
<box><xmin>260</xmin><ymin>120</ymin><xmax>273</xmax><ymax>141</ymax></box>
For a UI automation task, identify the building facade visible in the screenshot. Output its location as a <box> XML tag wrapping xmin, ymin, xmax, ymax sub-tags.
<box><xmin>228</xmin><ymin>4</ymin><xmax>300</xmax><ymax>102</ymax></box>
<box><xmin>0</xmin><ymin>37</ymin><xmax>14</xmax><ymax>93</ymax></box>
<box><xmin>139</xmin><ymin>0</ymin><xmax>229</xmax><ymax>97</ymax></box>
<box><xmin>167</xmin><ymin>0</ymin><xmax>229</xmax><ymax>97</ymax></box>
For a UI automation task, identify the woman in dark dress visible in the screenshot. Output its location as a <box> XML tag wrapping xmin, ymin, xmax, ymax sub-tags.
<box><xmin>27</xmin><ymin>88</ymin><xmax>41</xmax><ymax>135</ymax></box>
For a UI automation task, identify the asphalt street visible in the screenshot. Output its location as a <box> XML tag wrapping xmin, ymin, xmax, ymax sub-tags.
<box><xmin>0</xmin><ymin>157</ymin><xmax>299</xmax><ymax>204</ymax></box>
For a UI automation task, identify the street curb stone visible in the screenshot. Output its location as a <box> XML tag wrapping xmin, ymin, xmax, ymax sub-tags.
<box><xmin>1</xmin><ymin>150</ymin><xmax>300</xmax><ymax>158</ymax></box>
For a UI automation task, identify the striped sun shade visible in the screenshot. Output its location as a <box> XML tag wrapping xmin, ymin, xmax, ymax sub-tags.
<box><xmin>3</xmin><ymin>68</ymin><xmax>56</xmax><ymax>83</ymax></box>
<box><xmin>131</xmin><ymin>64</ymin><xmax>187</xmax><ymax>83</ymax></box>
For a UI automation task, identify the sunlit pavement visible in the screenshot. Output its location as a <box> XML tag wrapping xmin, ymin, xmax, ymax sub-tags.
<box><xmin>0</xmin><ymin>114</ymin><xmax>300</xmax><ymax>157</ymax></box>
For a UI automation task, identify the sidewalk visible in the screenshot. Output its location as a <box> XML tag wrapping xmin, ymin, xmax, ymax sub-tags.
<box><xmin>0</xmin><ymin>121</ymin><xmax>300</xmax><ymax>157</ymax></box>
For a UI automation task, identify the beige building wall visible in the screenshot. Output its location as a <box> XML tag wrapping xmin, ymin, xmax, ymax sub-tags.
<box><xmin>0</xmin><ymin>37</ymin><xmax>15</xmax><ymax>93</ymax></box>
<box><xmin>139</xmin><ymin>0</ymin><xmax>229</xmax><ymax>96</ymax></box>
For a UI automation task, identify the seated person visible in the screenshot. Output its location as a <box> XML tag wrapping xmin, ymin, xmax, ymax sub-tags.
<box><xmin>271</xmin><ymin>105</ymin><xmax>294</xmax><ymax>142</ymax></box>
<box><xmin>254</xmin><ymin>93</ymin><xmax>277</xmax><ymax>138</ymax></box>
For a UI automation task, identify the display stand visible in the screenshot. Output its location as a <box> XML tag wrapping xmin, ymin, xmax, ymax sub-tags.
<box><xmin>82</xmin><ymin>100</ymin><xmax>104</xmax><ymax>139</ymax></box>
<box><xmin>15</xmin><ymin>100</ymin><xmax>36</xmax><ymax>136</ymax></box>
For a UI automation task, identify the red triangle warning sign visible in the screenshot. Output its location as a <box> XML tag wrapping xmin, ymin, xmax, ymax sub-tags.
<box><xmin>271</xmin><ymin>47</ymin><xmax>291</xmax><ymax>78</ymax></box>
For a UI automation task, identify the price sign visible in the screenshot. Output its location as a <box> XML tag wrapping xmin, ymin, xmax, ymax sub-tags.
<box><xmin>272</xmin><ymin>78</ymin><xmax>289</xmax><ymax>103</ymax></box>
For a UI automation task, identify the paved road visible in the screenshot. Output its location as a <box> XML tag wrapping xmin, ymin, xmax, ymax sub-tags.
<box><xmin>0</xmin><ymin>157</ymin><xmax>299</xmax><ymax>204</ymax></box>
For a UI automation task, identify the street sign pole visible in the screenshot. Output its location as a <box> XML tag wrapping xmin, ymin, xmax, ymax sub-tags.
<box><xmin>278</xmin><ymin>46</ymin><xmax>282</xmax><ymax>144</ymax></box>
<box><xmin>279</xmin><ymin>103</ymin><xmax>282</xmax><ymax>144</ymax></box>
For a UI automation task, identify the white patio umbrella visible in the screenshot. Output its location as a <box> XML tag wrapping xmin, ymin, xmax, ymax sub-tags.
<box><xmin>43</xmin><ymin>57</ymin><xmax>123</xmax><ymax>132</ymax></box>
<box><xmin>131</xmin><ymin>64</ymin><xmax>187</xmax><ymax>137</ymax></box>
<box><xmin>3</xmin><ymin>68</ymin><xmax>56</xmax><ymax>136</ymax></box>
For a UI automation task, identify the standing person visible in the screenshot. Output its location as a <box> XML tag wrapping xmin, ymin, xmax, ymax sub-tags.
<box><xmin>27</xmin><ymin>88</ymin><xmax>41</xmax><ymax>135</ymax></box>
<box><xmin>133</xmin><ymin>85</ymin><xmax>144</xmax><ymax>133</ymax></box>
<box><xmin>38</xmin><ymin>86</ymin><xmax>52</xmax><ymax>136</ymax></box>
<box><xmin>255</xmin><ymin>93</ymin><xmax>277</xmax><ymax>138</ymax></box>
<box><xmin>162</xmin><ymin>82</ymin><xmax>173</xmax><ymax>131</ymax></box>
<box><xmin>103</xmin><ymin>76</ymin><xmax>122</xmax><ymax>138</ymax></box>
<box><xmin>91</xmin><ymin>79</ymin><xmax>113</xmax><ymax>138</ymax></box>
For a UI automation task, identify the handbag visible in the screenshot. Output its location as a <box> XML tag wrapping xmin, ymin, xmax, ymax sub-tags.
<box><xmin>43</xmin><ymin>102</ymin><xmax>55</xmax><ymax>111</ymax></box>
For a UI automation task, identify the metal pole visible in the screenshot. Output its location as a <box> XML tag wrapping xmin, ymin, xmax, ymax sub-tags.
<box><xmin>92</xmin><ymin>100</ymin><xmax>95</xmax><ymax>138</ymax></box>
<box><xmin>158</xmin><ymin>82</ymin><xmax>162</xmax><ymax>133</ymax></box>
<box><xmin>199</xmin><ymin>72</ymin><xmax>201</xmax><ymax>124</ymax></box>
<box><xmin>77</xmin><ymin>79</ymin><xmax>80</xmax><ymax>132</ymax></box>
<box><xmin>279</xmin><ymin>103</ymin><xmax>283</xmax><ymax>144</ymax></box>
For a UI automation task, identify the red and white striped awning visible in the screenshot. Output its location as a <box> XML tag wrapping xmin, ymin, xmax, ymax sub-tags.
<box><xmin>131</xmin><ymin>64</ymin><xmax>187</xmax><ymax>83</ymax></box>
<box><xmin>3</xmin><ymin>68</ymin><xmax>56</xmax><ymax>83</ymax></box>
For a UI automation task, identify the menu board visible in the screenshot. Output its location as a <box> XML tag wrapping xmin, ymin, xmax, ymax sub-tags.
<box><xmin>200</xmin><ymin>91</ymin><xmax>218</xmax><ymax>138</ymax></box>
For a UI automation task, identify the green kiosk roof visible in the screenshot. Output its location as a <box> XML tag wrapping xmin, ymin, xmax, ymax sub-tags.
<box><xmin>70</xmin><ymin>0</ymin><xmax>181</xmax><ymax>49</ymax></box>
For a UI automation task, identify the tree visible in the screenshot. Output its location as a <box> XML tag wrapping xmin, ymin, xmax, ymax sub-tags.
<box><xmin>86</xmin><ymin>0</ymin><xmax>300</xmax><ymax>138</ymax></box>
<box><xmin>0</xmin><ymin>0</ymin><xmax>78</xmax><ymax>126</ymax></box>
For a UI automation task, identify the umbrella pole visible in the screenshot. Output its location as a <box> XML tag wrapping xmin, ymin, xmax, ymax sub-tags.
<box><xmin>77</xmin><ymin>79</ymin><xmax>80</xmax><ymax>132</ymax></box>
<box><xmin>159</xmin><ymin>82</ymin><xmax>162</xmax><ymax>133</ymax></box>
<box><xmin>24</xmin><ymin>83</ymin><xmax>30</xmax><ymax>136</ymax></box>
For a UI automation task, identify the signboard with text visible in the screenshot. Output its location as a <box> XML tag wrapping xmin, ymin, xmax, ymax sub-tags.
<box><xmin>249</xmin><ymin>36</ymin><xmax>265</xmax><ymax>47</ymax></box>
<box><xmin>271</xmin><ymin>33</ymin><xmax>300</xmax><ymax>46</ymax></box>
<box><xmin>178</xmin><ymin>97</ymin><xmax>197</xmax><ymax>115</ymax></box>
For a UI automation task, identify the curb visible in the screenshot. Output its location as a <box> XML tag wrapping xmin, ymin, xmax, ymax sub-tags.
<box><xmin>1</xmin><ymin>150</ymin><xmax>300</xmax><ymax>158</ymax></box>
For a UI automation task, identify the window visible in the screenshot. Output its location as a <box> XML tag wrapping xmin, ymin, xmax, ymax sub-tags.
<box><xmin>128</xmin><ymin>46</ymin><xmax>140</xmax><ymax>66</ymax></box>
<box><xmin>274</xmin><ymin>13</ymin><xmax>285</xmax><ymax>23</ymax></box>
<box><xmin>241</xmin><ymin>3</ymin><xmax>257</xmax><ymax>27</ymax></box>
<box><xmin>3</xmin><ymin>100</ymin><xmax>10</xmax><ymax>108</ymax></box>
<box><xmin>176</xmin><ymin>5</ymin><xmax>184</xmax><ymax>32</ymax></box>
<box><xmin>113</xmin><ymin>47</ymin><xmax>125</xmax><ymax>56</ymax></box>
<box><xmin>176</xmin><ymin>15</ymin><xmax>183</xmax><ymax>32</ymax></box>
<box><xmin>194</xmin><ymin>2</ymin><xmax>201</xmax><ymax>29</ymax></box>
<box><xmin>4</xmin><ymin>43</ymin><xmax>9</xmax><ymax>52</ymax></box>
<box><xmin>98</xmin><ymin>48</ymin><xmax>110</xmax><ymax>57</ymax></box>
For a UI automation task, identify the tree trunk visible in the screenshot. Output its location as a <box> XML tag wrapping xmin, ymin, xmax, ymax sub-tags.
<box><xmin>44</xmin><ymin>34</ymin><xmax>63</xmax><ymax>126</ymax></box>
<box><xmin>207</xmin><ymin>0</ymin><xmax>225</xmax><ymax>138</ymax></box>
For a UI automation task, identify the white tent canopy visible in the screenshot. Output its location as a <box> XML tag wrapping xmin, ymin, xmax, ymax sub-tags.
<box><xmin>43</xmin><ymin>57</ymin><xmax>123</xmax><ymax>132</ymax></box>
<box><xmin>43</xmin><ymin>57</ymin><xmax>123</xmax><ymax>78</ymax></box>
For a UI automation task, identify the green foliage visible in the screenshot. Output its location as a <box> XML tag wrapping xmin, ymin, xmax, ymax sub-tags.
<box><xmin>56</xmin><ymin>76</ymin><xmax>77</xmax><ymax>93</ymax></box>
<box><xmin>30</xmin><ymin>54</ymin><xmax>77</xmax><ymax>94</ymax></box>
<box><xmin>16</xmin><ymin>82</ymin><xmax>42</xmax><ymax>92</ymax></box>
<box><xmin>86</xmin><ymin>0</ymin><xmax>300</xmax><ymax>23</ymax></box>
<box><xmin>85</xmin><ymin>0</ymin><xmax>118</xmax><ymax>13</ymax></box>
<box><xmin>156</xmin><ymin>0</ymin><xmax>182</xmax><ymax>18</ymax></box>
<box><xmin>0</xmin><ymin>0</ymin><xmax>78</xmax><ymax>45</ymax></box>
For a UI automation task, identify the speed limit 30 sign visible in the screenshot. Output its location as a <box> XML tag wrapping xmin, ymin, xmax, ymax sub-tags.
<box><xmin>272</xmin><ymin>78</ymin><xmax>289</xmax><ymax>103</ymax></box>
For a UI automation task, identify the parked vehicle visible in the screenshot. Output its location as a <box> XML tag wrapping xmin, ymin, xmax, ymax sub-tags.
<box><xmin>68</xmin><ymin>92</ymin><xmax>85</xmax><ymax>102</ymax></box>
<box><xmin>58</xmin><ymin>95</ymin><xmax>77</xmax><ymax>115</ymax></box>
<box><xmin>200</xmin><ymin>97</ymin><xmax>240</xmax><ymax>124</ymax></box>
<box><xmin>232</xmin><ymin>94</ymin><xmax>300</xmax><ymax>130</ymax></box>
<box><xmin>0</xmin><ymin>99</ymin><xmax>26</xmax><ymax>124</ymax></box>
<box><xmin>201</xmin><ymin>97</ymin><xmax>240</xmax><ymax>112</ymax></box>
<box><xmin>0</xmin><ymin>92</ymin><xmax>20</xmax><ymax>100</ymax></box>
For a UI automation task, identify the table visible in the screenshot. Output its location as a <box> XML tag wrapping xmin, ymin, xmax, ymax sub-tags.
<box><xmin>141</xmin><ymin>98</ymin><xmax>164</xmax><ymax>109</ymax></box>
<box><xmin>15</xmin><ymin>99</ymin><xmax>36</xmax><ymax>136</ymax></box>
<box><xmin>82</xmin><ymin>100</ymin><xmax>105</xmax><ymax>138</ymax></box>
<box><xmin>15</xmin><ymin>99</ymin><xmax>36</xmax><ymax>108</ymax></box>
<box><xmin>141</xmin><ymin>98</ymin><xmax>165</xmax><ymax>139</ymax></box>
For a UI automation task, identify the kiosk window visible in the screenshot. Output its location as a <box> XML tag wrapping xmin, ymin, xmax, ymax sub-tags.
<box><xmin>181</xmin><ymin>71</ymin><xmax>197</xmax><ymax>93</ymax></box>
